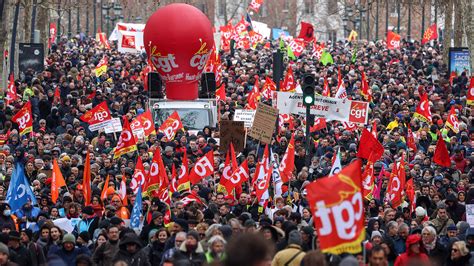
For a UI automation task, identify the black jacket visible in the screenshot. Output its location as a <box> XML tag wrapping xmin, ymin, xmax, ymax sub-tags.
<box><xmin>114</xmin><ymin>233</ymin><xmax>151</xmax><ymax>266</ymax></box>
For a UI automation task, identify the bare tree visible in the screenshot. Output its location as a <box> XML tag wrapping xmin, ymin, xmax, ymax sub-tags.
<box><xmin>453</xmin><ymin>0</ymin><xmax>463</xmax><ymax>46</ymax></box>
<box><xmin>461</xmin><ymin>0</ymin><xmax>473</xmax><ymax>72</ymax></box>
<box><xmin>443</xmin><ymin>0</ymin><xmax>453</xmax><ymax>66</ymax></box>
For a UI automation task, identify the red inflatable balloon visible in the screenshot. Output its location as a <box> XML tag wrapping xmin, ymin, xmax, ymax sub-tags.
<box><xmin>144</xmin><ymin>4</ymin><xmax>214</xmax><ymax>100</ymax></box>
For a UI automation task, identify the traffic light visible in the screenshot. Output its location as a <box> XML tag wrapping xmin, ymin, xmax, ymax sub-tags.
<box><xmin>302</xmin><ymin>73</ymin><xmax>315</xmax><ymax>106</ymax></box>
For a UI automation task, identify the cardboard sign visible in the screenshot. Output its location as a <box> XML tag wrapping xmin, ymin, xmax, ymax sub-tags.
<box><xmin>467</xmin><ymin>204</ymin><xmax>474</xmax><ymax>227</ymax></box>
<box><xmin>248</xmin><ymin>103</ymin><xmax>278</xmax><ymax>144</ymax></box>
<box><xmin>219</xmin><ymin>121</ymin><xmax>245</xmax><ymax>153</ymax></box>
<box><xmin>234</xmin><ymin>109</ymin><xmax>256</xmax><ymax>128</ymax></box>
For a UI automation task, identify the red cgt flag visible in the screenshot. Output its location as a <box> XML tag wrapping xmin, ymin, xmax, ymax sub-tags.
<box><xmin>386</xmin><ymin>31</ymin><xmax>401</xmax><ymax>50</ymax></box>
<box><xmin>177</xmin><ymin>149</ymin><xmax>190</xmax><ymax>192</ymax></box>
<box><xmin>445</xmin><ymin>106</ymin><xmax>460</xmax><ymax>134</ymax></box>
<box><xmin>421</xmin><ymin>24</ymin><xmax>438</xmax><ymax>45</ymax></box>
<box><xmin>189</xmin><ymin>150</ymin><xmax>215</xmax><ymax>185</ymax></box>
<box><xmin>361</xmin><ymin>71</ymin><xmax>372</xmax><ymax>102</ymax></box>
<box><xmin>158</xmin><ymin>111</ymin><xmax>183</xmax><ymax>141</ymax></box>
<box><xmin>406</xmin><ymin>125</ymin><xmax>417</xmax><ymax>152</ymax></box>
<box><xmin>113</xmin><ymin>116</ymin><xmax>138</xmax><ymax>159</ymax></box>
<box><xmin>137</xmin><ymin>110</ymin><xmax>156</xmax><ymax>138</ymax></box>
<box><xmin>467</xmin><ymin>77</ymin><xmax>474</xmax><ymax>105</ymax></box>
<box><xmin>248</xmin><ymin>0</ymin><xmax>264</xmax><ymax>12</ymax></box>
<box><xmin>386</xmin><ymin>155</ymin><xmax>406</xmax><ymax>208</ymax></box>
<box><xmin>12</xmin><ymin>101</ymin><xmax>33</xmax><ymax>136</ymax></box>
<box><xmin>5</xmin><ymin>74</ymin><xmax>17</xmax><ymax>105</ymax></box>
<box><xmin>357</xmin><ymin>128</ymin><xmax>384</xmax><ymax>161</ymax></box>
<box><xmin>306</xmin><ymin>159</ymin><xmax>365</xmax><ymax>254</ymax></box>
<box><xmin>434</xmin><ymin>135</ymin><xmax>451</xmax><ymax>167</ymax></box>
<box><xmin>310</xmin><ymin>118</ymin><xmax>327</xmax><ymax>132</ymax></box>
<box><xmin>224</xmin><ymin>160</ymin><xmax>249</xmax><ymax>194</ymax></box>
<box><xmin>216</xmin><ymin>84</ymin><xmax>226</xmax><ymax>102</ymax></box>
<box><xmin>278</xmin><ymin>134</ymin><xmax>295</xmax><ymax>183</ymax></box>
<box><xmin>298</xmin><ymin>22</ymin><xmax>315</xmax><ymax>42</ymax></box>
<box><xmin>281</xmin><ymin>67</ymin><xmax>296</xmax><ymax>92</ymax></box>
<box><xmin>413</xmin><ymin>93</ymin><xmax>432</xmax><ymax>124</ymax></box>
<box><xmin>80</xmin><ymin>101</ymin><xmax>112</xmax><ymax>131</ymax></box>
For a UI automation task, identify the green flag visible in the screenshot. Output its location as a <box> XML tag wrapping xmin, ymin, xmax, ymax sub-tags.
<box><xmin>279</xmin><ymin>38</ymin><xmax>285</xmax><ymax>50</ymax></box>
<box><xmin>351</xmin><ymin>44</ymin><xmax>358</xmax><ymax>63</ymax></box>
<box><xmin>287</xmin><ymin>45</ymin><xmax>296</xmax><ymax>60</ymax></box>
<box><xmin>320</xmin><ymin>51</ymin><xmax>333</xmax><ymax>66</ymax></box>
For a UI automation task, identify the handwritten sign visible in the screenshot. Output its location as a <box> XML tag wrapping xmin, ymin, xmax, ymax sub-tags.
<box><xmin>234</xmin><ymin>109</ymin><xmax>256</xmax><ymax>128</ymax></box>
<box><xmin>248</xmin><ymin>103</ymin><xmax>278</xmax><ymax>144</ymax></box>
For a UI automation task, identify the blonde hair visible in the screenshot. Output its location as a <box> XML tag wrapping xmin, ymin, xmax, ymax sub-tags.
<box><xmin>452</xmin><ymin>241</ymin><xmax>469</xmax><ymax>256</ymax></box>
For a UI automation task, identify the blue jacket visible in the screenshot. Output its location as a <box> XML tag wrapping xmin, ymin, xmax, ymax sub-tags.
<box><xmin>47</xmin><ymin>245</ymin><xmax>91</xmax><ymax>266</ymax></box>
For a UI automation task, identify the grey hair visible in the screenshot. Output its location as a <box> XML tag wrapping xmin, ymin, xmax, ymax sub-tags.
<box><xmin>175</xmin><ymin>231</ymin><xmax>187</xmax><ymax>240</ymax></box>
<box><xmin>387</xmin><ymin>221</ymin><xmax>398</xmax><ymax>230</ymax></box>
<box><xmin>207</xmin><ymin>235</ymin><xmax>226</xmax><ymax>252</ymax></box>
<box><xmin>205</xmin><ymin>224</ymin><xmax>222</xmax><ymax>240</ymax></box>
<box><xmin>422</xmin><ymin>225</ymin><xmax>437</xmax><ymax>237</ymax></box>
<box><xmin>398</xmin><ymin>223</ymin><xmax>409</xmax><ymax>232</ymax></box>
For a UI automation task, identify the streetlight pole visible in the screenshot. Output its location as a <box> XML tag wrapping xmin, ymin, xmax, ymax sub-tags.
<box><xmin>385</xmin><ymin>0</ymin><xmax>388</xmax><ymax>36</ymax></box>
<box><xmin>421</xmin><ymin>0</ymin><xmax>425</xmax><ymax>40</ymax></box>
<box><xmin>366</xmin><ymin>1</ymin><xmax>370</xmax><ymax>41</ymax></box>
<box><xmin>31</xmin><ymin>0</ymin><xmax>38</xmax><ymax>43</ymax></box>
<box><xmin>93</xmin><ymin>0</ymin><xmax>97</xmax><ymax>35</ymax></box>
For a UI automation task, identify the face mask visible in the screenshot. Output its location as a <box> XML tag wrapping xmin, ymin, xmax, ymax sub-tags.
<box><xmin>3</xmin><ymin>210</ymin><xmax>11</xmax><ymax>216</ymax></box>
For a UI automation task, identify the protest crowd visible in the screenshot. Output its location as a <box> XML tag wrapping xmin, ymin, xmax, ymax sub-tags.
<box><xmin>0</xmin><ymin>4</ymin><xmax>474</xmax><ymax>266</ymax></box>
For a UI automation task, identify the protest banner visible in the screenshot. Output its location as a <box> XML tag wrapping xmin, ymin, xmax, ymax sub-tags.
<box><xmin>220</xmin><ymin>121</ymin><xmax>245</xmax><ymax>153</ymax></box>
<box><xmin>277</xmin><ymin>92</ymin><xmax>369</xmax><ymax>124</ymax></box>
<box><xmin>104</xmin><ymin>117</ymin><xmax>123</xmax><ymax>134</ymax></box>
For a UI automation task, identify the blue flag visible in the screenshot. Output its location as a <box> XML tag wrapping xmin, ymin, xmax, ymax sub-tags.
<box><xmin>130</xmin><ymin>186</ymin><xmax>142</xmax><ymax>229</ymax></box>
<box><xmin>245</xmin><ymin>13</ymin><xmax>254</xmax><ymax>32</ymax></box>
<box><xmin>6</xmin><ymin>163</ymin><xmax>37</xmax><ymax>212</ymax></box>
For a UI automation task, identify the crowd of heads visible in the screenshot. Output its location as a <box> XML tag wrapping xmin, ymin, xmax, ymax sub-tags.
<box><xmin>0</xmin><ymin>32</ymin><xmax>472</xmax><ymax>266</ymax></box>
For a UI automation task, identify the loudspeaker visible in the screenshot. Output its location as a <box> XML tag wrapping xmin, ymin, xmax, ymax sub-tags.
<box><xmin>199</xmin><ymin>72</ymin><xmax>216</xmax><ymax>99</ymax></box>
<box><xmin>18</xmin><ymin>43</ymin><xmax>44</xmax><ymax>74</ymax></box>
<box><xmin>148</xmin><ymin>72</ymin><xmax>164</xmax><ymax>99</ymax></box>
<box><xmin>273</xmin><ymin>51</ymin><xmax>284</xmax><ymax>88</ymax></box>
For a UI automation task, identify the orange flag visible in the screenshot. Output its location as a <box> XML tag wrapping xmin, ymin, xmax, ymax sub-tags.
<box><xmin>51</xmin><ymin>159</ymin><xmax>66</xmax><ymax>204</ymax></box>
<box><xmin>83</xmin><ymin>150</ymin><xmax>92</xmax><ymax>205</ymax></box>
<box><xmin>100</xmin><ymin>174</ymin><xmax>110</xmax><ymax>200</ymax></box>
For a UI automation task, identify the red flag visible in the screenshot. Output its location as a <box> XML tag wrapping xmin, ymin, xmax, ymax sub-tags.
<box><xmin>181</xmin><ymin>193</ymin><xmax>206</xmax><ymax>207</ymax></box>
<box><xmin>137</xmin><ymin>110</ymin><xmax>156</xmax><ymax>138</ymax></box>
<box><xmin>113</xmin><ymin>116</ymin><xmax>138</xmax><ymax>159</ymax></box>
<box><xmin>311</xmin><ymin>42</ymin><xmax>325</xmax><ymax>60</ymax></box>
<box><xmin>406</xmin><ymin>179</ymin><xmax>415</xmax><ymax>214</ymax></box>
<box><xmin>189</xmin><ymin>150</ymin><xmax>215</xmax><ymax>184</ymax></box>
<box><xmin>224</xmin><ymin>160</ymin><xmax>249</xmax><ymax>194</ymax></box>
<box><xmin>288</xmin><ymin>39</ymin><xmax>306</xmax><ymax>57</ymax></box>
<box><xmin>449</xmin><ymin>71</ymin><xmax>457</xmax><ymax>86</ymax></box>
<box><xmin>5</xmin><ymin>74</ymin><xmax>17</xmax><ymax>105</ymax></box>
<box><xmin>247</xmin><ymin>77</ymin><xmax>260</xmax><ymax>109</ymax></box>
<box><xmin>48</xmin><ymin>23</ymin><xmax>57</xmax><ymax>49</ymax></box>
<box><xmin>12</xmin><ymin>101</ymin><xmax>33</xmax><ymax>136</ymax></box>
<box><xmin>145</xmin><ymin>149</ymin><xmax>168</xmax><ymax>198</ymax></box>
<box><xmin>361</xmin><ymin>71</ymin><xmax>372</xmax><ymax>102</ymax></box>
<box><xmin>406</xmin><ymin>125</ymin><xmax>417</xmax><ymax>152</ymax></box>
<box><xmin>130</xmin><ymin>157</ymin><xmax>146</xmax><ymax>194</ymax></box>
<box><xmin>281</xmin><ymin>67</ymin><xmax>296</xmax><ymax>92</ymax></box>
<box><xmin>216</xmin><ymin>84</ymin><xmax>226</xmax><ymax>101</ymax></box>
<box><xmin>158</xmin><ymin>111</ymin><xmax>183</xmax><ymax>141</ymax></box>
<box><xmin>261</xmin><ymin>77</ymin><xmax>276</xmax><ymax>100</ymax></box>
<box><xmin>361</xmin><ymin>153</ymin><xmax>376</xmax><ymax>200</ymax></box>
<box><xmin>386</xmin><ymin>156</ymin><xmax>406</xmax><ymax>208</ymax></box>
<box><xmin>306</xmin><ymin>160</ymin><xmax>364</xmax><ymax>254</ymax></box>
<box><xmin>310</xmin><ymin>118</ymin><xmax>327</xmax><ymax>132</ymax></box>
<box><xmin>177</xmin><ymin>150</ymin><xmax>190</xmax><ymax>192</ymax></box>
<box><xmin>219</xmin><ymin>149</ymin><xmax>233</xmax><ymax>190</ymax></box>
<box><xmin>386</xmin><ymin>31</ymin><xmax>401</xmax><ymax>50</ymax></box>
<box><xmin>421</xmin><ymin>24</ymin><xmax>438</xmax><ymax>45</ymax></box>
<box><xmin>170</xmin><ymin>164</ymin><xmax>178</xmax><ymax>193</ymax></box>
<box><xmin>413</xmin><ymin>93</ymin><xmax>432</xmax><ymax>123</ymax></box>
<box><xmin>445</xmin><ymin>106</ymin><xmax>460</xmax><ymax>134</ymax></box>
<box><xmin>467</xmin><ymin>77</ymin><xmax>474</xmax><ymax>105</ymax></box>
<box><xmin>279</xmin><ymin>134</ymin><xmax>295</xmax><ymax>183</ymax></box>
<box><xmin>322</xmin><ymin>77</ymin><xmax>330</xmax><ymax>97</ymax></box>
<box><xmin>298</xmin><ymin>22</ymin><xmax>315</xmax><ymax>42</ymax></box>
<box><xmin>83</xmin><ymin>150</ymin><xmax>92</xmax><ymax>205</ymax></box>
<box><xmin>248</xmin><ymin>0</ymin><xmax>264</xmax><ymax>12</ymax></box>
<box><xmin>119</xmin><ymin>174</ymin><xmax>128</xmax><ymax>206</ymax></box>
<box><xmin>142</xmin><ymin>59</ymin><xmax>154</xmax><ymax>91</ymax></box>
<box><xmin>254</xmin><ymin>145</ymin><xmax>271</xmax><ymax>201</ymax></box>
<box><xmin>342</xmin><ymin>121</ymin><xmax>358</xmax><ymax>132</ymax></box>
<box><xmin>80</xmin><ymin>101</ymin><xmax>112</xmax><ymax>130</ymax></box>
<box><xmin>433</xmin><ymin>136</ymin><xmax>451</xmax><ymax>167</ymax></box>
<box><xmin>371</xmin><ymin>121</ymin><xmax>378</xmax><ymax>138</ymax></box>
<box><xmin>357</xmin><ymin>128</ymin><xmax>384</xmax><ymax>161</ymax></box>
<box><xmin>278</xmin><ymin>114</ymin><xmax>294</xmax><ymax>132</ymax></box>
<box><xmin>53</xmin><ymin>86</ymin><xmax>61</xmax><ymax>104</ymax></box>
<box><xmin>87</xmin><ymin>90</ymin><xmax>96</xmax><ymax>100</ymax></box>
<box><xmin>100</xmin><ymin>174</ymin><xmax>111</xmax><ymax>201</ymax></box>
<box><xmin>51</xmin><ymin>159</ymin><xmax>66</xmax><ymax>204</ymax></box>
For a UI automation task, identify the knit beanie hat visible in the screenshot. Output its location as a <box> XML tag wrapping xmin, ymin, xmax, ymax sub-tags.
<box><xmin>63</xmin><ymin>233</ymin><xmax>76</xmax><ymax>244</ymax></box>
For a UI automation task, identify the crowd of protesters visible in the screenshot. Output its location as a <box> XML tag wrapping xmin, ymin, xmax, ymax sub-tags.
<box><xmin>0</xmin><ymin>30</ymin><xmax>472</xmax><ymax>266</ymax></box>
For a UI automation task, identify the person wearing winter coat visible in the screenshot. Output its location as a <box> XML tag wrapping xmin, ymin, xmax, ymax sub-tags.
<box><xmin>445</xmin><ymin>193</ymin><xmax>466</xmax><ymax>224</ymax></box>
<box><xmin>113</xmin><ymin>233</ymin><xmax>151</xmax><ymax>266</ymax></box>
<box><xmin>394</xmin><ymin>234</ymin><xmax>429</xmax><ymax>266</ymax></box>
<box><xmin>446</xmin><ymin>241</ymin><xmax>472</xmax><ymax>266</ymax></box>
<box><xmin>46</xmin><ymin>234</ymin><xmax>90</xmax><ymax>266</ymax></box>
<box><xmin>172</xmin><ymin>230</ymin><xmax>206</xmax><ymax>266</ymax></box>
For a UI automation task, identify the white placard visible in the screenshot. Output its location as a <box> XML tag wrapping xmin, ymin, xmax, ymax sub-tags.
<box><xmin>234</xmin><ymin>109</ymin><xmax>256</xmax><ymax>128</ymax></box>
<box><xmin>104</xmin><ymin>117</ymin><xmax>123</xmax><ymax>134</ymax></box>
<box><xmin>466</xmin><ymin>204</ymin><xmax>474</xmax><ymax>227</ymax></box>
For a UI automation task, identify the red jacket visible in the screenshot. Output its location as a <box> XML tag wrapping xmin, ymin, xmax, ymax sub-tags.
<box><xmin>394</xmin><ymin>234</ymin><xmax>429</xmax><ymax>266</ymax></box>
